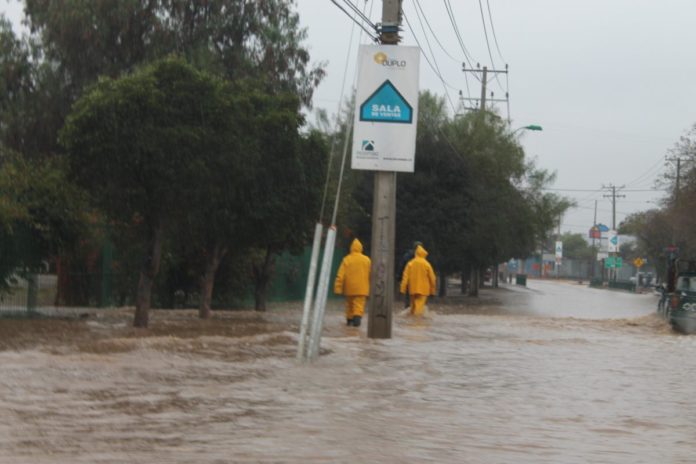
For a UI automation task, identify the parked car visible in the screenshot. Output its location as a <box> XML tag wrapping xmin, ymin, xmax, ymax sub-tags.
<box><xmin>668</xmin><ymin>271</ymin><xmax>696</xmax><ymax>334</ymax></box>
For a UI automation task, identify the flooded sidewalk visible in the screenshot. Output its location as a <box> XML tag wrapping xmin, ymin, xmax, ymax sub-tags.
<box><xmin>1</xmin><ymin>285</ymin><xmax>694</xmax><ymax>463</ymax></box>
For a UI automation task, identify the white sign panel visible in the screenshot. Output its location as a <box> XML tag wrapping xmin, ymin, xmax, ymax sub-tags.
<box><xmin>607</xmin><ymin>230</ymin><xmax>619</xmax><ymax>252</ymax></box>
<box><xmin>351</xmin><ymin>45</ymin><xmax>420</xmax><ymax>172</ymax></box>
<box><xmin>555</xmin><ymin>241</ymin><xmax>563</xmax><ymax>259</ymax></box>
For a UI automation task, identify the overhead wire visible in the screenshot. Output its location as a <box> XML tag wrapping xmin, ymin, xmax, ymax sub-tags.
<box><xmin>406</xmin><ymin>3</ymin><xmax>458</xmax><ymax>113</ymax></box>
<box><xmin>476</xmin><ymin>0</ymin><xmax>505</xmax><ymax>93</ymax></box>
<box><xmin>403</xmin><ymin>10</ymin><xmax>459</xmax><ymax>114</ymax></box>
<box><xmin>330</xmin><ymin>0</ymin><xmax>376</xmax><ymax>226</ymax></box>
<box><xmin>329</xmin><ymin>0</ymin><xmax>378</xmax><ymax>42</ymax></box>
<box><xmin>412</xmin><ymin>0</ymin><xmax>472</xmax><ymax>99</ymax></box>
<box><xmin>443</xmin><ymin>0</ymin><xmax>478</xmax><ymax>78</ymax></box>
<box><xmin>319</xmin><ymin>0</ymin><xmax>366</xmax><ymax>223</ymax></box>
<box><xmin>485</xmin><ymin>0</ymin><xmax>505</xmax><ymax>63</ymax></box>
<box><xmin>340</xmin><ymin>0</ymin><xmax>375</xmax><ymax>30</ymax></box>
<box><xmin>622</xmin><ymin>156</ymin><xmax>666</xmax><ymax>188</ymax></box>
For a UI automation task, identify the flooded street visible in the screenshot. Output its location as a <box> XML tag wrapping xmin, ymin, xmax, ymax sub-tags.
<box><xmin>2</xmin><ymin>279</ymin><xmax>694</xmax><ymax>463</ymax></box>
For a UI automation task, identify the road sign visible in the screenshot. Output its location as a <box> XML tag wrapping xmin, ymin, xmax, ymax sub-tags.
<box><xmin>607</xmin><ymin>230</ymin><xmax>619</xmax><ymax>252</ymax></box>
<box><xmin>352</xmin><ymin>45</ymin><xmax>420</xmax><ymax>173</ymax></box>
<box><xmin>604</xmin><ymin>256</ymin><xmax>623</xmax><ymax>269</ymax></box>
<box><xmin>633</xmin><ymin>257</ymin><xmax>645</xmax><ymax>268</ymax></box>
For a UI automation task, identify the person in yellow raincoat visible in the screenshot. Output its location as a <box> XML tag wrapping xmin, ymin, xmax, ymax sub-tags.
<box><xmin>334</xmin><ymin>238</ymin><xmax>371</xmax><ymax>327</ymax></box>
<box><xmin>399</xmin><ymin>244</ymin><xmax>436</xmax><ymax>316</ymax></box>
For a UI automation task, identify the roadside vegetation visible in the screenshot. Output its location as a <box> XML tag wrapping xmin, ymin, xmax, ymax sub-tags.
<box><xmin>1</xmin><ymin>1</ymin><xmax>571</xmax><ymax>327</ymax></box>
<box><xmin>620</xmin><ymin>124</ymin><xmax>696</xmax><ymax>279</ymax></box>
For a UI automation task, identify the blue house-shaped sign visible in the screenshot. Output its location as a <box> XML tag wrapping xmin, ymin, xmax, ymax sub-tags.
<box><xmin>360</xmin><ymin>80</ymin><xmax>413</xmax><ymax>124</ymax></box>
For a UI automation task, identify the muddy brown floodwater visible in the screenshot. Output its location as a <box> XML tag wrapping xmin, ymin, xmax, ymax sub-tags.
<box><xmin>1</xmin><ymin>281</ymin><xmax>694</xmax><ymax>463</ymax></box>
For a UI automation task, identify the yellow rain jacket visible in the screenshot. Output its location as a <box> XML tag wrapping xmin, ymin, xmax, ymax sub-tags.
<box><xmin>400</xmin><ymin>245</ymin><xmax>436</xmax><ymax>296</ymax></box>
<box><xmin>334</xmin><ymin>239</ymin><xmax>371</xmax><ymax>296</ymax></box>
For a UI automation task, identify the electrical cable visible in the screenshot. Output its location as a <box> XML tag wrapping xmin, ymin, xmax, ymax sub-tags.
<box><xmin>485</xmin><ymin>0</ymin><xmax>505</xmax><ymax>63</ymax></box>
<box><xmin>412</xmin><ymin>0</ymin><xmax>471</xmax><ymax>99</ymax></box>
<box><xmin>329</xmin><ymin>0</ymin><xmax>375</xmax><ymax>225</ymax></box>
<box><xmin>403</xmin><ymin>11</ymin><xmax>459</xmax><ymax>114</ymax></box>
<box><xmin>443</xmin><ymin>0</ymin><xmax>478</xmax><ymax>78</ymax></box>
<box><xmin>319</xmin><ymin>0</ymin><xmax>365</xmax><ymax>224</ymax></box>
<box><xmin>329</xmin><ymin>0</ymin><xmax>378</xmax><ymax>42</ymax></box>
<box><xmin>407</xmin><ymin>4</ymin><xmax>458</xmax><ymax>112</ymax></box>
<box><xmin>340</xmin><ymin>0</ymin><xmax>375</xmax><ymax>30</ymax></box>
<box><xmin>477</xmin><ymin>0</ymin><xmax>505</xmax><ymax>93</ymax></box>
<box><xmin>623</xmin><ymin>156</ymin><xmax>666</xmax><ymax>188</ymax></box>
<box><xmin>477</xmin><ymin>0</ymin><xmax>496</xmax><ymax>69</ymax></box>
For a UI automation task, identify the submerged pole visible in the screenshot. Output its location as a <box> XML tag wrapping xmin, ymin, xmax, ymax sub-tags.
<box><xmin>307</xmin><ymin>226</ymin><xmax>337</xmax><ymax>360</ymax></box>
<box><xmin>297</xmin><ymin>222</ymin><xmax>324</xmax><ymax>361</ymax></box>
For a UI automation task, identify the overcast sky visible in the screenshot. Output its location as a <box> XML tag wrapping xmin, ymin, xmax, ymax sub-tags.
<box><xmin>296</xmin><ymin>0</ymin><xmax>696</xmax><ymax>236</ymax></box>
<box><xmin>3</xmin><ymin>0</ymin><xmax>695</xmax><ymax>237</ymax></box>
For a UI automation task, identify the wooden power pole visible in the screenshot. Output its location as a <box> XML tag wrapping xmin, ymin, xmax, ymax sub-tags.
<box><xmin>367</xmin><ymin>0</ymin><xmax>402</xmax><ymax>339</ymax></box>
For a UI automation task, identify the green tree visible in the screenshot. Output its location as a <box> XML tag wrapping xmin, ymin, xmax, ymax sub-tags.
<box><xmin>0</xmin><ymin>149</ymin><xmax>86</xmax><ymax>291</ymax></box>
<box><xmin>247</xmin><ymin>126</ymin><xmax>329</xmax><ymax>311</ymax></box>
<box><xmin>61</xmin><ymin>57</ymin><xmax>232</xmax><ymax>327</ymax></box>
<box><xmin>558</xmin><ymin>232</ymin><xmax>594</xmax><ymax>260</ymax></box>
<box><xmin>620</xmin><ymin>209</ymin><xmax>673</xmax><ymax>280</ymax></box>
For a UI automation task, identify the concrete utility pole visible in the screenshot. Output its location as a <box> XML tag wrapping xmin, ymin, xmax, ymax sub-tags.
<box><xmin>367</xmin><ymin>0</ymin><xmax>402</xmax><ymax>339</ymax></box>
<box><xmin>603</xmin><ymin>184</ymin><xmax>625</xmax><ymax>281</ymax></box>
<box><xmin>480</xmin><ymin>66</ymin><xmax>488</xmax><ymax>111</ymax></box>
<box><xmin>460</xmin><ymin>64</ymin><xmax>508</xmax><ymax>113</ymax></box>
<box><xmin>602</xmin><ymin>184</ymin><xmax>625</xmax><ymax>231</ymax></box>
<box><xmin>666</xmin><ymin>156</ymin><xmax>689</xmax><ymax>206</ymax></box>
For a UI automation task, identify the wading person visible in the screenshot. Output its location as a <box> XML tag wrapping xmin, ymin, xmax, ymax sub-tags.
<box><xmin>334</xmin><ymin>238</ymin><xmax>371</xmax><ymax>327</ymax></box>
<box><xmin>398</xmin><ymin>241</ymin><xmax>422</xmax><ymax>308</ymax></box>
<box><xmin>400</xmin><ymin>244</ymin><xmax>437</xmax><ymax>317</ymax></box>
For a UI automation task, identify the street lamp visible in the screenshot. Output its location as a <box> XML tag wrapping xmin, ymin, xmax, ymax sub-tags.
<box><xmin>512</xmin><ymin>124</ymin><xmax>543</xmax><ymax>135</ymax></box>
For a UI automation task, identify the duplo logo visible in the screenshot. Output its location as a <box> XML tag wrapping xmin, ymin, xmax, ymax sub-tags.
<box><xmin>373</xmin><ymin>51</ymin><xmax>406</xmax><ymax>68</ymax></box>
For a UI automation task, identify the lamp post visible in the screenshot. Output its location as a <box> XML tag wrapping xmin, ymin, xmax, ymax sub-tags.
<box><xmin>512</xmin><ymin>124</ymin><xmax>543</xmax><ymax>136</ymax></box>
<box><xmin>511</xmin><ymin>124</ymin><xmax>543</xmax><ymax>276</ymax></box>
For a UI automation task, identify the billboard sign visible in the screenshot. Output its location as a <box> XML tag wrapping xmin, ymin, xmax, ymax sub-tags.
<box><xmin>352</xmin><ymin>45</ymin><xmax>420</xmax><ymax>172</ymax></box>
<box><xmin>607</xmin><ymin>230</ymin><xmax>619</xmax><ymax>252</ymax></box>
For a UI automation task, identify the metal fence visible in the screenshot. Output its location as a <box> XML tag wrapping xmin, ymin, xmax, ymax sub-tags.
<box><xmin>0</xmin><ymin>243</ymin><xmax>347</xmax><ymax>313</ymax></box>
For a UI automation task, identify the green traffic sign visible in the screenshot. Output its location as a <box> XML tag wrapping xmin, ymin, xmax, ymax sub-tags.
<box><xmin>604</xmin><ymin>256</ymin><xmax>614</xmax><ymax>269</ymax></box>
<box><xmin>604</xmin><ymin>256</ymin><xmax>623</xmax><ymax>269</ymax></box>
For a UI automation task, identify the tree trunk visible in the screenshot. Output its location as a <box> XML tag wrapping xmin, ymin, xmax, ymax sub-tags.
<box><xmin>461</xmin><ymin>264</ymin><xmax>471</xmax><ymax>294</ymax></box>
<box><xmin>198</xmin><ymin>242</ymin><xmax>228</xmax><ymax>319</ymax></box>
<box><xmin>134</xmin><ymin>224</ymin><xmax>163</xmax><ymax>328</ymax></box>
<box><xmin>252</xmin><ymin>247</ymin><xmax>275</xmax><ymax>311</ymax></box>
<box><xmin>493</xmin><ymin>265</ymin><xmax>499</xmax><ymax>288</ymax></box>
<box><xmin>468</xmin><ymin>267</ymin><xmax>479</xmax><ymax>297</ymax></box>
<box><xmin>438</xmin><ymin>272</ymin><xmax>447</xmax><ymax>297</ymax></box>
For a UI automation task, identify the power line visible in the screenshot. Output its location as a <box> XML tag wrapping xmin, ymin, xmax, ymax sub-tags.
<box><xmin>623</xmin><ymin>156</ymin><xmax>666</xmax><ymax>188</ymax></box>
<box><xmin>412</xmin><ymin>0</ymin><xmax>472</xmax><ymax>98</ymax></box>
<box><xmin>443</xmin><ymin>0</ymin><xmax>478</xmax><ymax>77</ymax></box>
<box><xmin>541</xmin><ymin>187</ymin><xmax>665</xmax><ymax>192</ymax></box>
<box><xmin>339</xmin><ymin>0</ymin><xmax>375</xmax><ymax>29</ymax></box>
<box><xmin>402</xmin><ymin>11</ymin><xmax>459</xmax><ymax>113</ymax></box>
<box><xmin>476</xmin><ymin>0</ymin><xmax>505</xmax><ymax>93</ymax></box>
<box><xmin>485</xmin><ymin>0</ymin><xmax>505</xmax><ymax>63</ymax></box>
<box><xmin>407</xmin><ymin>4</ymin><xmax>458</xmax><ymax>112</ymax></box>
<box><xmin>329</xmin><ymin>0</ymin><xmax>378</xmax><ymax>41</ymax></box>
<box><xmin>477</xmin><ymin>0</ymin><xmax>496</xmax><ymax>69</ymax></box>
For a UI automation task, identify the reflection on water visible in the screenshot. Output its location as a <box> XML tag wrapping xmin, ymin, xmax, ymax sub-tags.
<box><xmin>1</xmin><ymin>282</ymin><xmax>695</xmax><ymax>463</ymax></box>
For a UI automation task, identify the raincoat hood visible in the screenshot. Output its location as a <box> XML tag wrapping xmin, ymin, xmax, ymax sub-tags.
<box><xmin>415</xmin><ymin>244</ymin><xmax>428</xmax><ymax>258</ymax></box>
<box><xmin>350</xmin><ymin>239</ymin><xmax>363</xmax><ymax>254</ymax></box>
